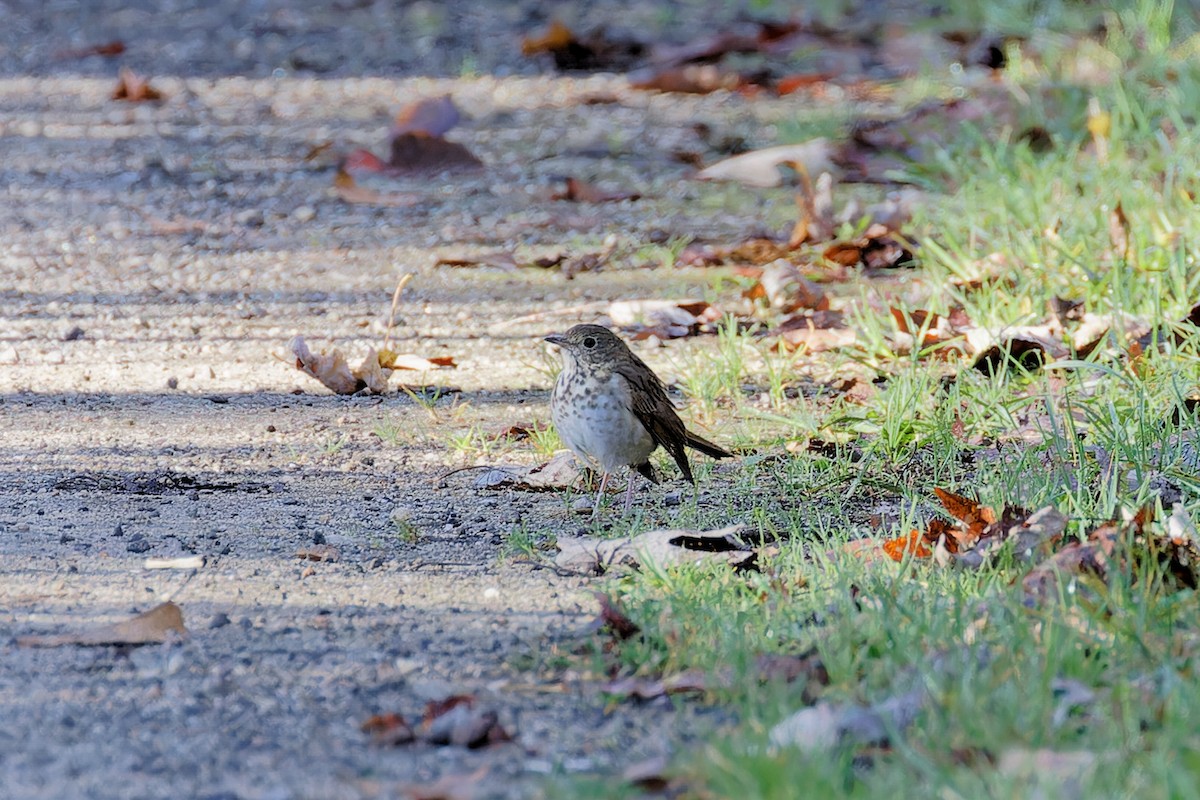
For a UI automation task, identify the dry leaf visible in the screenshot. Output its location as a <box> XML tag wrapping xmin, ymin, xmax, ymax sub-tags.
<box><xmin>696</xmin><ymin>140</ymin><xmax>834</xmax><ymax>188</ymax></box>
<box><xmin>471</xmin><ymin>451</ymin><xmax>584</xmax><ymax>491</ymax></box>
<box><xmin>629</xmin><ymin>64</ymin><xmax>739</xmax><ymax>94</ymax></box>
<box><xmin>333</xmin><ymin>169</ymin><xmax>422</xmax><ymax>207</ymax></box>
<box><xmin>433</xmin><ymin>252</ymin><xmax>519</xmax><ymax>270</ymax></box>
<box><xmin>747</xmin><ymin>259</ymin><xmax>828</xmax><ymax>314</ymax></box>
<box><xmin>555</xmin><ymin>525</ymin><xmax>757</xmax><ymax>574</ymax></box>
<box><xmin>362</xmin><ymin>712</ymin><xmax>416</xmax><ymax>746</ymax></box>
<box><xmin>112</xmin><ymin>66</ymin><xmax>164</xmax><ymax>101</ymax></box>
<box><xmin>296</xmin><ymin>545</ymin><xmax>340</xmax><ymax>562</ymax></box>
<box><xmin>392</xmin><ymin>95</ymin><xmax>461</xmax><ymax>138</ymax></box>
<box><xmin>380</xmin><ymin>352</ymin><xmax>456</xmax><ymax>371</ymax></box>
<box><xmin>18</xmin><ymin>602</ymin><xmax>187</xmax><ymax>648</ymax></box>
<box><xmin>595</xmin><ymin>592</ymin><xmax>641</xmax><ymax>640</ymax></box>
<box><xmin>551</xmin><ymin>176</ymin><xmax>640</xmax><ymax>203</ymax></box>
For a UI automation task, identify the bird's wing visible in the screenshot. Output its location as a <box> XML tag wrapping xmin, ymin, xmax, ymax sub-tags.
<box><xmin>615</xmin><ymin>360</ymin><xmax>694</xmax><ymax>483</ymax></box>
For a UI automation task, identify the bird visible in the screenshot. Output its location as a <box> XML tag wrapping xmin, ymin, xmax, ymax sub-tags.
<box><xmin>545</xmin><ymin>324</ymin><xmax>732</xmax><ymax>514</ymax></box>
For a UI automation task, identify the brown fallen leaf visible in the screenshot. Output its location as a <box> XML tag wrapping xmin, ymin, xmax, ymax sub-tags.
<box><xmin>628</xmin><ymin>64</ymin><xmax>739</xmax><ymax>94</ymax></box>
<box><xmin>296</xmin><ymin>545</ymin><xmax>340</xmax><ymax>563</ymax></box>
<box><xmin>18</xmin><ymin>601</ymin><xmax>187</xmax><ymax>648</ymax></box>
<box><xmin>361</xmin><ymin>712</ymin><xmax>416</xmax><ymax>746</ymax></box>
<box><xmin>55</xmin><ymin>40</ymin><xmax>126</xmax><ymax>60</ymax></box>
<box><xmin>551</xmin><ymin>176</ymin><xmax>641</xmax><ymax>203</ymax></box>
<box><xmin>112</xmin><ymin>66</ymin><xmax>163</xmax><ymax>101</ymax></box>
<box><xmin>595</xmin><ymin>592</ymin><xmax>641</xmax><ymax>641</ymax></box>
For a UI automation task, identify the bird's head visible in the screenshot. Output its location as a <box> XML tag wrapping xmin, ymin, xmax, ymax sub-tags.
<box><xmin>544</xmin><ymin>324</ymin><xmax>625</xmax><ymax>367</ymax></box>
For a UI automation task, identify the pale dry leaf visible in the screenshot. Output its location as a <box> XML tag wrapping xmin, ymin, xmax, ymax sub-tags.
<box><xmin>555</xmin><ymin>524</ymin><xmax>754</xmax><ymax>573</ymax></box>
<box><xmin>18</xmin><ymin>601</ymin><xmax>187</xmax><ymax>648</ymax></box>
<box><xmin>697</xmin><ymin>140</ymin><xmax>834</xmax><ymax>187</ymax></box>
<box><xmin>290</xmin><ymin>335</ymin><xmax>360</xmax><ymax>395</ymax></box>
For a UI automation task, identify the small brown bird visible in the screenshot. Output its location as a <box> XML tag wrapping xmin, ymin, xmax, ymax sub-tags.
<box><xmin>545</xmin><ymin>324</ymin><xmax>732</xmax><ymax>513</ymax></box>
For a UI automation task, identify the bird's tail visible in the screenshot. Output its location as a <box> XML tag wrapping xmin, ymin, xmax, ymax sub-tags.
<box><xmin>685</xmin><ymin>430</ymin><xmax>732</xmax><ymax>459</ymax></box>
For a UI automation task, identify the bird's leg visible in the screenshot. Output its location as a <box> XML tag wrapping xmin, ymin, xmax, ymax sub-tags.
<box><xmin>623</xmin><ymin>469</ymin><xmax>639</xmax><ymax>514</ymax></box>
<box><xmin>591</xmin><ymin>471</ymin><xmax>610</xmax><ymax>519</ymax></box>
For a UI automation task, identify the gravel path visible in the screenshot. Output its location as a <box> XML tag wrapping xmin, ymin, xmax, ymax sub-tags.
<box><xmin>0</xmin><ymin>2</ymin><xmax>806</xmax><ymax>797</ymax></box>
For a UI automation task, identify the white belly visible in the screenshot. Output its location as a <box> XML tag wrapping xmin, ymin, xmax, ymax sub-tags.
<box><xmin>554</xmin><ymin>371</ymin><xmax>656</xmax><ymax>473</ymax></box>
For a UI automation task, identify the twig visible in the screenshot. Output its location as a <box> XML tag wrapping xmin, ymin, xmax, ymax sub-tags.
<box><xmin>381</xmin><ymin>272</ymin><xmax>415</xmax><ymax>351</ymax></box>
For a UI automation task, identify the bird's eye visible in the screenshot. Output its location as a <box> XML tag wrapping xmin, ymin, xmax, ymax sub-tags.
<box><xmin>582</xmin><ymin>337</ymin><xmax>596</xmax><ymax>349</ymax></box>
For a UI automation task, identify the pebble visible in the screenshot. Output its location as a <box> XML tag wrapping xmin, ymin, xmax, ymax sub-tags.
<box><xmin>571</xmin><ymin>497</ymin><xmax>594</xmax><ymax>514</ymax></box>
<box><xmin>291</xmin><ymin>205</ymin><xmax>316</xmax><ymax>223</ymax></box>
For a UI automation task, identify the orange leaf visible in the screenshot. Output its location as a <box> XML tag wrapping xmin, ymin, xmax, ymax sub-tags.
<box><xmin>934</xmin><ymin>487</ymin><xmax>995</xmax><ymax>536</ymax></box>
<box><xmin>882</xmin><ymin>530</ymin><xmax>933</xmax><ymax>561</ymax></box>
<box><xmin>521</xmin><ymin>20</ymin><xmax>576</xmax><ymax>56</ymax></box>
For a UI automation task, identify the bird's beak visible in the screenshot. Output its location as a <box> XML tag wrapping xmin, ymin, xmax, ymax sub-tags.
<box><xmin>544</xmin><ymin>333</ymin><xmax>567</xmax><ymax>346</ymax></box>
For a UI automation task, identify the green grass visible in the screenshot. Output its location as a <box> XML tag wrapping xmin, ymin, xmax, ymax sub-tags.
<box><xmin>549</xmin><ymin>2</ymin><xmax>1200</xmax><ymax>797</ymax></box>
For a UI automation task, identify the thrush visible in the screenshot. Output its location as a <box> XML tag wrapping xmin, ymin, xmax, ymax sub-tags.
<box><xmin>545</xmin><ymin>324</ymin><xmax>732</xmax><ymax>514</ymax></box>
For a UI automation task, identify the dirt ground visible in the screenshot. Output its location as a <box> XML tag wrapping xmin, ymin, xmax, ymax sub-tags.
<box><xmin>0</xmin><ymin>2</ymin><xmax>818</xmax><ymax>798</ymax></box>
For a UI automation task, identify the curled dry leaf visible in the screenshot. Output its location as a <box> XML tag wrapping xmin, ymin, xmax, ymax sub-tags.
<box><xmin>112</xmin><ymin>66</ymin><xmax>164</xmax><ymax>101</ymax></box>
<box><xmin>744</xmin><ymin>259</ymin><xmax>828</xmax><ymax>314</ymax></box>
<box><xmin>17</xmin><ymin>601</ymin><xmax>187</xmax><ymax>648</ymax></box>
<box><xmin>290</xmin><ymin>336</ymin><xmax>387</xmax><ymax>395</ymax></box>
<box><xmin>290</xmin><ymin>338</ymin><xmax>454</xmax><ymax>395</ymax></box>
